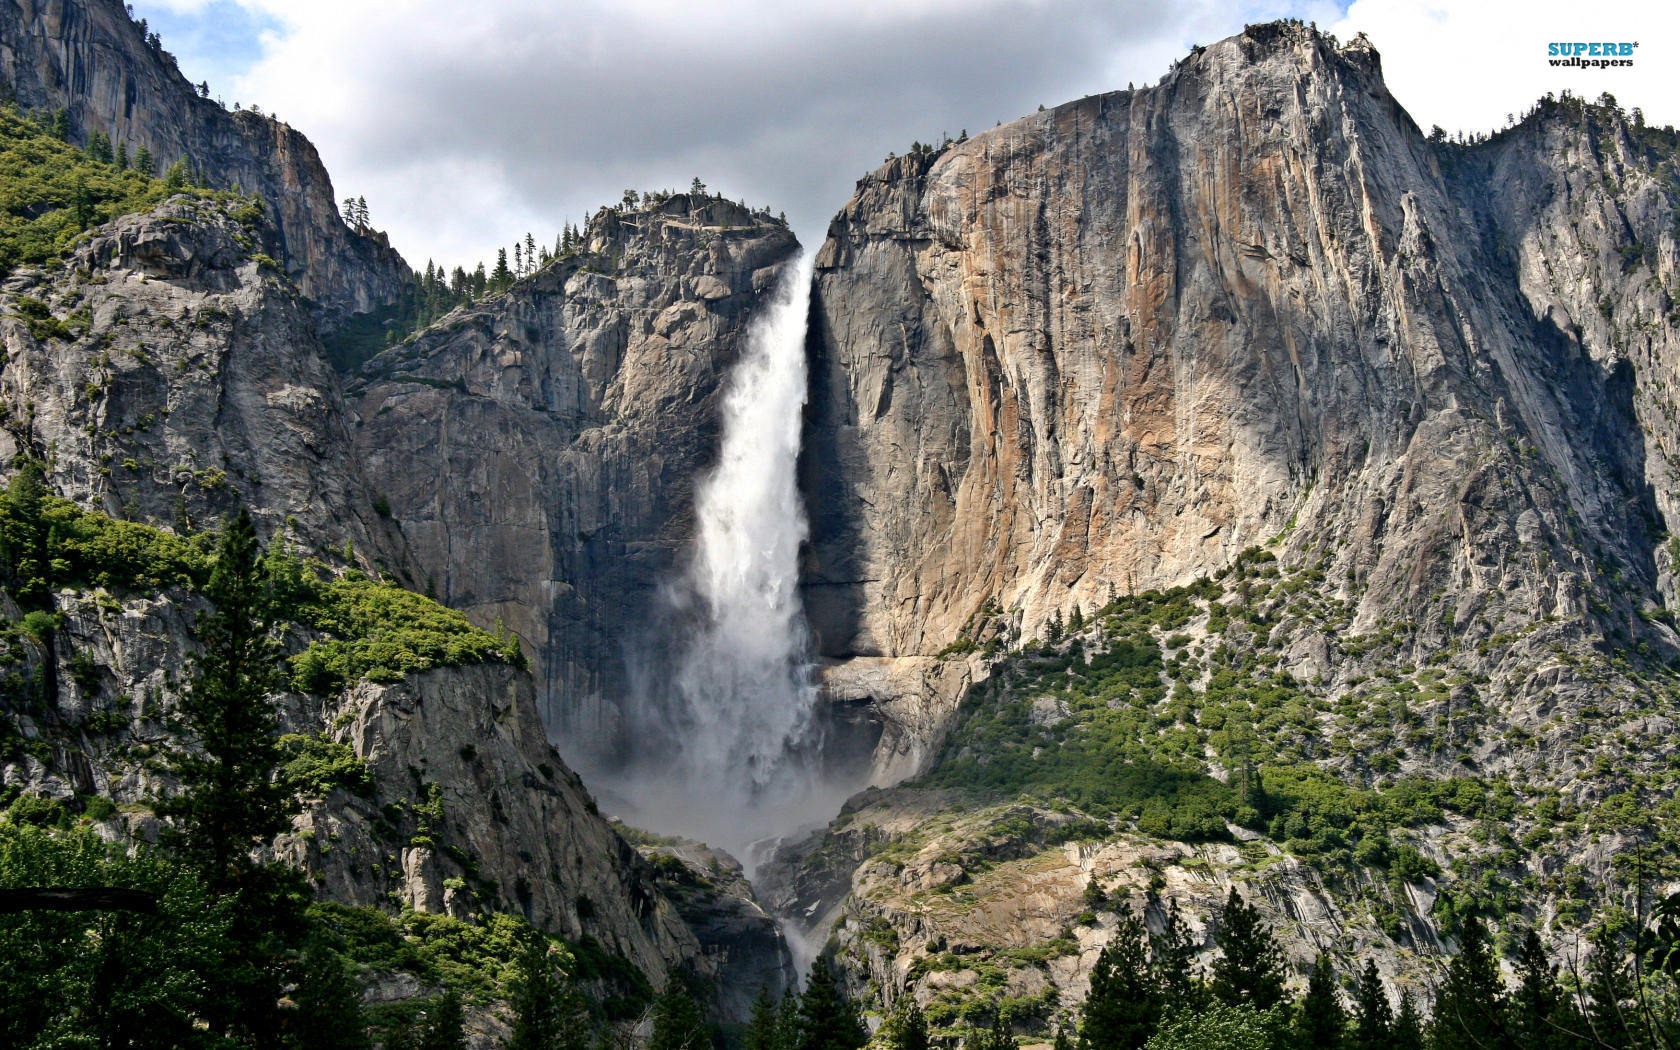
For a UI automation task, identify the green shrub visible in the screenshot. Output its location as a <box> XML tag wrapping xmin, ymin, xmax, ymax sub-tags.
<box><xmin>278</xmin><ymin>734</ymin><xmax>373</xmax><ymax>798</ymax></box>
<box><xmin>286</xmin><ymin>575</ymin><xmax>522</xmax><ymax>693</ymax></box>
<box><xmin>0</xmin><ymin>105</ymin><xmax>218</xmax><ymax>278</ymax></box>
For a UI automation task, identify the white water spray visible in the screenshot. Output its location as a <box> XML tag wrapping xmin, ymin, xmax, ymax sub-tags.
<box><xmin>610</xmin><ymin>252</ymin><xmax>852</xmax><ymax>868</ymax></box>
<box><xmin>677</xmin><ymin>251</ymin><xmax>818</xmax><ymax>792</ymax></box>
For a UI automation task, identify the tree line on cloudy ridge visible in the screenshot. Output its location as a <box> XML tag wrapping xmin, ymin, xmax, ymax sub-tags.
<box><xmin>864</xmin><ymin>887</ymin><xmax>1680</xmax><ymax>1050</ymax></box>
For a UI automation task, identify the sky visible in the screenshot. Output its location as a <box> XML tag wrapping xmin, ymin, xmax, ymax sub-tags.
<box><xmin>131</xmin><ymin>0</ymin><xmax>1680</xmax><ymax>274</ymax></box>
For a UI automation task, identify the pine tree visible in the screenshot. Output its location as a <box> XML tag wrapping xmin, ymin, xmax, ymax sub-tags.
<box><xmin>282</xmin><ymin>939</ymin><xmax>370</xmax><ymax>1050</ymax></box>
<box><xmin>116</xmin><ymin>141</ymin><xmax>129</xmax><ymax>170</ymax></box>
<box><xmin>71</xmin><ymin>173</ymin><xmax>93</xmax><ymax>229</ymax></box>
<box><xmin>1149</xmin><ymin>900</ymin><xmax>1202</xmax><ymax>1009</ymax></box>
<box><xmin>1349</xmin><ymin>960</ymin><xmax>1392</xmax><ymax>1050</ymax></box>
<box><xmin>508</xmin><ymin>937</ymin><xmax>587</xmax><ymax>1050</ymax></box>
<box><xmin>1068</xmin><ymin>605</ymin><xmax>1085</xmax><ymax>633</ymax></box>
<box><xmin>1079</xmin><ymin>906</ymin><xmax>1157</xmax><ymax>1050</ymax></box>
<box><xmin>525</xmin><ymin>232</ymin><xmax>537</xmax><ymax>272</ymax></box>
<box><xmin>134</xmin><ymin>144</ymin><xmax>154</xmax><ymax>176</ymax></box>
<box><xmin>155</xmin><ymin>508</ymin><xmax>302</xmax><ymax>1043</ymax></box>
<box><xmin>87</xmin><ymin>130</ymin><xmax>113</xmax><ymax>164</ymax></box>
<box><xmin>163</xmin><ymin>158</ymin><xmax>188</xmax><ymax>190</ymax></box>
<box><xmin>158</xmin><ymin>508</ymin><xmax>289</xmax><ymax>892</ymax></box>
<box><xmin>1582</xmin><ymin>931</ymin><xmax>1636</xmax><ymax>1050</ymax></box>
<box><xmin>966</xmin><ymin>1015</ymin><xmax>1014</xmax><ymax>1050</ymax></box>
<box><xmin>1393</xmin><ymin>990</ymin><xmax>1425</xmax><ymax>1050</ymax></box>
<box><xmin>746</xmin><ymin>986</ymin><xmax>784</xmax><ymax>1050</ymax></box>
<box><xmin>1295</xmin><ymin>953</ymin><xmax>1345</xmax><ymax>1049</ymax></box>
<box><xmin>1210</xmin><ymin>889</ymin><xmax>1287</xmax><ymax>1013</ymax></box>
<box><xmin>1430</xmin><ymin>913</ymin><xmax>1510</xmax><ymax>1050</ymax></box>
<box><xmin>796</xmin><ymin>960</ymin><xmax>867</xmax><ymax>1050</ymax></box>
<box><xmin>649</xmin><ymin>980</ymin><xmax>709</xmax><ymax>1050</ymax></box>
<box><xmin>1046</xmin><ymin>609</ymin><xmax>1064</xmax><ymax>643</ymax></box>
<box><xmin>419</xmin><ymin>990</ymin><xmax>467</xmax><ymax>1050</ymax></box>
<box><xmin>492</xmin><ymin>249</ymin><xmax>512</xmax><ymax>290</ymax></box>
<box><xmin>878</xmin><ymin>996</ymin><xmax>928</xmax><ymax>1050</ymax></box>
<box><xmin>0</xmin><ymin>460</ymin><xmax>53</xmax><ymax>610</ymax></box>
<box><xmin>356</xmin><ymin>195</ymin><xmax>369</xmax><ymax>229</ymax></box>
<box><xmin>1509</xmin><ymin>928</ymin><xmax>1580</xmax><ymax>1050</ymax></box>
<box><xmin>777</xmin><ymin>990</ymin><xmax>802</xmax><ymax>1050</ymax></box>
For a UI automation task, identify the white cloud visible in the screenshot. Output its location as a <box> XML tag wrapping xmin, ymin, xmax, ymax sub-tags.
<box><xmin>225</xmin><ymin>0</ymin><xmax>1294</xmax><ymax>268</ymax></box>
<box><xmin>154</xmin><ymin>0</ymin><xmax>1677</xmax><ymax>273</ymax></box>
<box><xmin>1332</xmin><ymin>0</ymin><xmax>1680</xmax><ymax>136</ymax></box>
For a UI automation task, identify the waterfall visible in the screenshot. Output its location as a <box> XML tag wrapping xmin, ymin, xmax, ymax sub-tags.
<box><xmin>604</xmin><ymin>251</ymin><xmax>849</xmax><ymax>868</ymax></box>
<box><xmin>674</xmin><ymin>250</ymin><xmax>818</xmax><ymax>801</ymax></box>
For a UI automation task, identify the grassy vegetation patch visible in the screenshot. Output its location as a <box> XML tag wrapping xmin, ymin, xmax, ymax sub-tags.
<box><xmin>0</xmin><ymin>105</ymin><xmax>221</xmax><ymax>278</ymax></box>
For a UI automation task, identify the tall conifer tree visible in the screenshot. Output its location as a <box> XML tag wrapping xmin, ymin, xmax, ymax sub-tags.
<box><xmin>1079</xmin><ymin>906</ymin><xmax>1158</xmax><ymax>1049</ymax></box>
<box><xmin>1295</xmin><ymin>953</ymin><xmax>1345</xmax><ymax>1049</ymax></box>
<box><xmin>1210</xmin><ymin>890</ymin><xmax>1287</xmax><ymax>1013</ymax></box>
<box><xmin>796</xmin><ymin>960</ymin><xmax>866</xmax><ymax>1050</ymax></box>
<box><xmin>1430</xmin><ymin>914</ymin><xmax>1510</xmax><ymax>1050</ymax></box>
<box><xmin>1349</xmin><ymin>960</ymin><xmax>1392</xmax><ymax>1050</ymax></box>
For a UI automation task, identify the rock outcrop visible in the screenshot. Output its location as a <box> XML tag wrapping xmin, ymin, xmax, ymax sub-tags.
<box><xmin>351</xmin><ymin>196</ymin><xmax>800</xmax><ymax>755</ymax></box>
<box><xmin>0</xmin><ymin>196</ymin><xmax>405</xmax><ymax>568</ymax></box>
<box><xmin>802</xmin><ymin>22</ymin><xmax>1680</xmax><ymax>708</ymax></box>
<box><xmin>0</xmin><ymin>194</ymin><xmax>720</xmax><ymax>987</ymax></box>
<box><xmin>0</xmin><ymin>0</ymin><xmax>410</xmax><ymax>325</ymax></box>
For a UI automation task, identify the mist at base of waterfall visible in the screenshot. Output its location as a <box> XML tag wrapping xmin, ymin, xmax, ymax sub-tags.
<box><xmin>576</xmin><ymin>251</ymin><xmax>871</xmax><ymax>874</ymax></box>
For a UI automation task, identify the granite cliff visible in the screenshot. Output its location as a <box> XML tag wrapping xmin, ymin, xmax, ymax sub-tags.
<box><xmin>0</xmin><ymin>193</ymin><xmax>728</xmax><ymax>992</ymax></box>
<box><xmin>802</xmin><ymin>20</ymin><xmax>1680</xmax><ymax>772</ymax></box>
<box><xmin>0</xmin><ymin>0</ymin><xmax>410</xmax><ymax>326</ymax></box>
<box><xmin>351</xmin><ymin>196</ymin><xmax>800</xmax><ymax>761</ymax></box>
<box><xmin>782</xmin><ymin>20</ymin><xmax>1680</xmax><ymax>1037</ymax></box>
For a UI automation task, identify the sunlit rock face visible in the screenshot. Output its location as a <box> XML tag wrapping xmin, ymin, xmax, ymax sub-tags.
<box><xmin>802</xmin><ymin>21</ymin><xmax>1680</xmax><ymax>757</ymax></box>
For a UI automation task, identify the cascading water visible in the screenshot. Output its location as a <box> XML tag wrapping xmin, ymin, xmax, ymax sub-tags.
<box><xmin>604</xmin><ymin>251</ymin><xmax>857</xmax><ymax>870</ymax></box>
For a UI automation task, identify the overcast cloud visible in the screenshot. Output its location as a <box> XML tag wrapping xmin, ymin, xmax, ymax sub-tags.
<box><xmin>134</xmin><ymin>0</ymin><xmax>1678</xmax><ymax>272</ymax></box>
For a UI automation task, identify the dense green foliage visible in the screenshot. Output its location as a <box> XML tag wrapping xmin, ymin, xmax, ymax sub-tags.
<box><xmin>1028</xmin><ymin>887</ymin><xmax>1680</xmax><ymax>1050</ymax></box>
<box><xmin>0</xmin><ymin>104</ymin><xmax>219</xmax><ymax>278</ymax></box>
<box><xmin>737</xmin><ymin>964</ymin><xmax>874</xmax><ymax>1050</ymax></box>
<box><xmin>508</xmin><ymin>936</ymin><xmax>592</xmax><ymax>1050</ymax></box>
<box><xmin>0</xmin><ymin>472</ymin><xmax>517</xmax><ymax>695</ymax></box>
<box><xmin>916</xmin><ymin>548</ymin><xmax>1537</xmax><ymax>957</ymax></box>
<box><xmin>0</xmin><ymin>500</ymin><xmax>596</xmax><ymax>1046</ymax></box>
<box><xmin>648</xmin><ymin>980</ymin><xmax>710</xmax><ymax>1050</ymax></box>
<box><xmin>0</xmin><ymin>822</ymin><xmax>231</xmax><ymax>1048</ymax></box>
<box><xmin>278</xmin><ymin>733</ymin><xmax>374</xmax><ymax>798</ymax></box>
<box><xmin>1142</xmin><ymin>1003</ymin><xmax>1279</xmax><ymax>1050</ymax></box>
<box><xmin>287</xmin><ymin>573</ymin><xmax>525</xmax><ymax>694</ymax></box>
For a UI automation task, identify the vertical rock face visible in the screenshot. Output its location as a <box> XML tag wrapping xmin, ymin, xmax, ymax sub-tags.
<box><xmin>352</xmin><ymin>198</ymin><xmax>800</xmax><ymax>755</ymax></box>
<box><xmin>0</xmin><ymin>0</ymin><xmax>409</xmax><ymax>325</ymax></box>
<box><xmin>803</xmin><ymin>22</ymin><xmax>1679</xmax><ymax>703</ymax></box>
<box><xmin>0</xmin><ymin>198</ymin><xmax>405</xmax><ymax>569</ymax></box>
